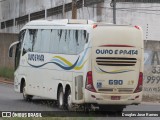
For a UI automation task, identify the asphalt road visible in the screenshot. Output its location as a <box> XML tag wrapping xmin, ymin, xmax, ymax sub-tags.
<box><xmin>0</xmin><ymin>83</ymin><xmax>160</xmax><ymax>119</ymax></box>
<box><xmin>0</xmin><ymin>83</ymin><xmax>58</xmax><ymax>111</ymax></box>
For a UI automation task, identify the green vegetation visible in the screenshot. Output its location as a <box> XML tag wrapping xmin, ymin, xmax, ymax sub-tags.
<box><xmin>0</xmin><ymin>67</ymin><xmax>14</xmax><ymax>80</ymax></box>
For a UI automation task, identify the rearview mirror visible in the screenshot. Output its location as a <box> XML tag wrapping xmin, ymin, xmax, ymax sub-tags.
<box><xmin>8</xmin><ymin>41</ymin><xmax>20</xmax><ymax>58</ymax></box>
<box><xmin>9</xmin><ymin>47</ymin><xmax>13</xmax><ymax>57</ymax></box>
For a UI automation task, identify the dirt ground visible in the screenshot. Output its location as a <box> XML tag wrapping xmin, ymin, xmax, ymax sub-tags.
<box><xmin>0</xmin><ymin>77</ymin><xmax>13</xmax><ymax>84</ymax></box>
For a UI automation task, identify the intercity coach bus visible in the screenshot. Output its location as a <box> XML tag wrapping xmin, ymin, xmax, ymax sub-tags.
<box><xmin>9</xmin><ymin>19</ymin><xmax>143</xmax><ymax>111</ymax></box>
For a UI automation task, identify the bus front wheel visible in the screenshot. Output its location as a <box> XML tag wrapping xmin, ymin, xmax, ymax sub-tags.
<box><xmin>22</xmin><ymin>82</ymin><xmax>33</xmax><ymax>101</ymax></box>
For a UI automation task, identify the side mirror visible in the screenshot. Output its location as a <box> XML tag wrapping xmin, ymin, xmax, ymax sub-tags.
<box><xmin>8</xmin><ymin>41</ymin><xmax>20</xmax><ymax>58</ymax></box>
<box><xmin>9</xmin><ymin>47</ymin><xmax>13</xmax><ymax>57</ymax></box>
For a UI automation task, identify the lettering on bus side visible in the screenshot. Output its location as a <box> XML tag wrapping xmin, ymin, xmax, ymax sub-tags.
<box><xmin>28</xmin><ymin>54</ymin><xmax>44</xmax><ymax>62</ymax></box>
<box><xmin>96</xmin><ymin>49</ymin><xmax>138</xmax><ymax>55</ymax></box>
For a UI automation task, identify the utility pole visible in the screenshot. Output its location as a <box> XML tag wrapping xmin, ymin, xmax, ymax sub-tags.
<box><xmin>62</xmin><ymin>0</ymin><xmax>66</xmax><ymax>18</ymax></box>
<box><xmin>112</xmin><ymin>0</ymin><xmax>116</xmax><ymax>24</ymax></box>
<box><xmin>72</xmin><ymin>0</ymin><xmax>77</xmax><ymax>19</ymax></box>
<box><xmin>82</xmin><ymin>0</ymin><xmax>84</xmax><ymax>19</ymax></box>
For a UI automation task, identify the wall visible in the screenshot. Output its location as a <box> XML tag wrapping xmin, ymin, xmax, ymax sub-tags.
<box><xmin>0</xmin><ymin>0</ymin><xmax>72</xmax><ymax>20</ymax></box>
<box><xmin>0</xmin><ymin>33</ymin><xmax>18</xmax><ymax>69</ymax></box>
<box><xmin>0</xmin><ymin>1</ymin><xmax>160</xmax><ymax>42</ymax></box>
<box><xmin>116</xmin><ymin>3</ymin><xmax>160</xmax><ymax>41</ymax></box>
<box><xmin>144</xmin><ymin>40</ymin><xmax>160</xmax><ymax>98</ymax></box>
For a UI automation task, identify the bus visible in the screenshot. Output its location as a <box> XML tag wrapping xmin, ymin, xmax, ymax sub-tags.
<box><xmin>9</xmin><ymin>19</ymin><xmax>143</xmax><ymax>111</ymax></box>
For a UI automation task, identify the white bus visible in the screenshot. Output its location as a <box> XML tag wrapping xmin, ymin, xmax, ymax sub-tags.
<box><xmin>9</xmin><ymin>19</ymin><xmax>143</xmax><ymax>111</ymax></box>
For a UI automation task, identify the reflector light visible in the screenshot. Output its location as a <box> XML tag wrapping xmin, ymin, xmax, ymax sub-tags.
<box><xmin>93</xmin><ymin>24</ymin><xmax>97</xmax><ymax>29</ymax></box>
<box><xmin>134</xmin><ymin>72</ymin><xmax>143</xmax><ymax>93</ymax></box>
<box><xmin>135</xmin><ymin>26</ymin><xmax>140</xmax><ymax>30</ymax></box>
<box><xmin>85</xmin><ymin>71</ymin><xmax>96</xmax><ymax>92</ymax></box>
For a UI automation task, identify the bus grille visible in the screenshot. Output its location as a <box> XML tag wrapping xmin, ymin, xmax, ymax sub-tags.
<box><xmin>96</xmin><ymin>57</ymin><xmax>137</xmax><ymax>66</ymax></box>
<box><xmin>98</xmin><ymin>88</ymin><xmax>133</xmax><ymax>94</ymax></box>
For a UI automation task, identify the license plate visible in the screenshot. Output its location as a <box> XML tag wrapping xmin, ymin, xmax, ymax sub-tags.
<box><xmin>111</xmin><ymin>96</ymin><xmax>121</xmax><ymax>100</ymax></box>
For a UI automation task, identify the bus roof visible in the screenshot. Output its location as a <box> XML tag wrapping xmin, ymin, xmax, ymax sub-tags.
<box><xmin>25</xmin><ymin>19</ymin><xmax>133</xmax><ymax>27</ymax></box>
<box><xmin>26</xmin><ymin>19</ymin><xmax>95</xmax><ymax>26</ymax></box>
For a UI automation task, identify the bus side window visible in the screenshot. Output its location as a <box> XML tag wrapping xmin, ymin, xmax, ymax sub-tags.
<box><xmin>50</xmin><ymin>29</ymin><xmax>59</xmax><ymax>53</ymax></box>
<box><xmin>76</xmin><ymin>30</ymin><xmax>87</xmax><ymax>54</ymax></box>
<box><xmin>40</xmin><ymin>29</ymin><xmax>51</xmax><ymax>53</ymax></box>
<box><xmin>83</xmin><ymin>30</ymin><xmax>89</xmax><ymax>43</ymax></box>
<box><xmin>59</xmin><ymin>30</ymin><xmax>69</xmax><ymax>54</ymax></box>
<box><xmin>23</xmin><ymin>29</ymin><xmax>37</xmax><ymax>55</ymax></box>
<box><xmin>49</xmin><ymin>29</ymin><xmax>88</xmax><ymax>55</ymax></box>
<box><xmin>68</xmin><ymin>30</ymin><xmax>77</xmax><ymax>55</ymax></box>
<box><xmin>33</xmin><ymin>29</ymin><xmax>41</xmax><ymax>52</ymax></box>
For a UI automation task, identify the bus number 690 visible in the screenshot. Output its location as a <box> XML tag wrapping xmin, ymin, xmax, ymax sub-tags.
<box><xmin>109</xmin><ymin>80</ymin><xmax>123</xmax><ymax>85</ymax></box>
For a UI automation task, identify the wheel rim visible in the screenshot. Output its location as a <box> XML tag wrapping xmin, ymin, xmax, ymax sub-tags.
<box><xmin>67</xmin><ymin>93</ymin><xmax>72</xmax><ymax>109</ymax></box>
<box><xmin>23</xmin><ymin>87</ymin><xmax>27</xmax><ymax>98</ymax></box>
<box><xmin>59</xmin><ymin>92</ymin><xmax>63</xmax><ymax>106</ymax></box>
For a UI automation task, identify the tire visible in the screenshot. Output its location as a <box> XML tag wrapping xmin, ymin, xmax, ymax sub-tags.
<box><xmin>57</xmin><ymin>87</ymin><xmax>64</xmax><ymax>109</ymax></box>
<box><xmin>65</xmin><ymin>89</ymin><xmax>73</xmax><ymax>111</ymax></box>
<box><xmin>84</xmin><ymin>104</ymin><xmax>91</xmax><ymax>113</ymax></box>
<box><xmin>22</xmin><ymin>82</ymin><xmax>33</xmax><ymax>101</ymax></box>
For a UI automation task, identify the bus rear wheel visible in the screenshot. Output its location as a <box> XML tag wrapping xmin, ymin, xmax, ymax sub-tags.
<box><xmin>57</xmin><ymin>87</ymin><xmax>64</xmax><ymax>109</ymax></box>
<box><xmin>22</xmin><ymin>82</ymin><xmax>33</xmax><ymax>101</ymax></box>
<box><xmin>65</xmin><ymin>89</ymin><xmax>73</xmax><ymax>111</ymax></box>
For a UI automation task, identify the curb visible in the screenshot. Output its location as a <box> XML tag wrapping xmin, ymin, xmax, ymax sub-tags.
<box><xmin>0</xmin><ymin>79</ymin><xmax>14</xmax><ymax>85</ymax></box>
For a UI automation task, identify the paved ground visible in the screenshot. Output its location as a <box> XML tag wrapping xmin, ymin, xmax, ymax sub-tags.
<box><xmin>0</xmin><ymin>83</ymin><xmax>160</xmax><ymax>119</ymax></box>
<box><xmin>0</xmin><ymin>83</ymin><xmax>58</xmax><ymax>111</ymax></box>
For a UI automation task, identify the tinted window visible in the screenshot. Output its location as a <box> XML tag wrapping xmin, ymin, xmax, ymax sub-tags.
<box><xmin>23</xmin><ymin>29</ymin><xmax>37</xmax><ymax>55</ymax></box>
<box><xmin>77</xmin><ymin>30</ymin><xmax>87</xmax><ymax>54</ymax></box>
<box><xmin>23</xmin><ymin>29</ymin><xmax>88</xmax><ymax>55</ymax></box>
<box><xmin>50</xmin><ymin>29</ymin><xmax>59</xmax><ymax>53</ymax></box>
<box><xmin>68</xmin><ymin>30</ymin><xmax>77</xmax><ymax>54</ymax></box>
<box><xmin>59</xmin><ymin>30</ymin><xmax>69</xmax><ymax>54</ymax></box>
<box><xmin>33</xmin><ymin>29</ymin><xmax>41</xmax><ymax>52</ymax></box>
<box><xmin>50</xmin><ymin>29</ymin><xmax>88</xmax><ymax>55</ymax></box>
<box><xmin>41</xmin><ymin>29</ymin><xmax>51</xmax><ymax>53</ymax></box>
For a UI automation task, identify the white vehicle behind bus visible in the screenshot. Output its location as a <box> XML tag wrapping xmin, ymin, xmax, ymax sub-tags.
<box><xmin>9</xmin><ymin>19</ymin><xmax>143</xmax><ymax>111</ymax></box>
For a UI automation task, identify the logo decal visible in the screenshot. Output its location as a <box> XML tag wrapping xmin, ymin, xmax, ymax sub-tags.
<box><xmin>95</xmin><ymin>66</ymin><xmax>134</xmax><ymax>74</ymax></box>
<box><xmin>27</xmin><ymin>48</ymin><xmax>89</xmax><ymax>70</ymax></box>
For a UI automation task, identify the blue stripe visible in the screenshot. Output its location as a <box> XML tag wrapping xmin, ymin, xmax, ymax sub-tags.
<box><xmin>27</xmin><ymin>57</ymin><xmax>80</xmax><ymax>70</ymax></box>
<box><xmin>51</xmin><ymin>58</ymin><xmax>68</xmax><ymax>67</ymax></box>
<box><xmin>76</xmin><ymin>48</ymin><xmax>89</xmax><ymax>66</ymax></box>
